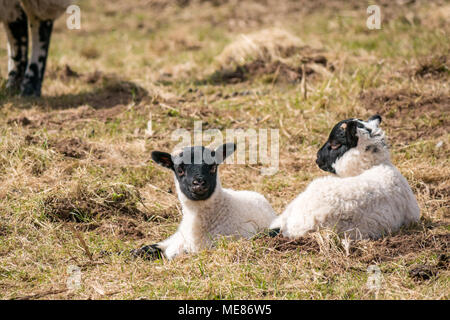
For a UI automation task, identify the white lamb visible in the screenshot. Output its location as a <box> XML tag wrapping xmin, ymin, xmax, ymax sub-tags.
<box><xmin>270</xmin><ymin>115</ymin><xmax>420</xmax><ymax>240</ymax></box>
<box><xmin>0</xmin><ymin>0</ymin><xmax>74</xmax><ymax>96</ymax></box>
<box><xmin>132</xmin><ymin>143</ymin><xmax>277</xmax><ymax>260</ymax></box>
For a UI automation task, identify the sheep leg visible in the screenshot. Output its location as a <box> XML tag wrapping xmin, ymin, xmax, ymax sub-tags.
<box><xmin>20</xmin><ymin>16</ymin><xmax>53</xmax><ymax>97</ymax></box>
<box><xmin>3</xmin><ymin>5</ymin><xmax>28</xmax><ymax>94</ymax></box>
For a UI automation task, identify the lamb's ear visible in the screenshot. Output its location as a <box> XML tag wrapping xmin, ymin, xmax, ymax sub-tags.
<box><xmin>345</xmin><ymin>120</ymin><xmax>359</xmax><ymax>148</ymax></box>
<box><xmin>368</xmin><ymin>114</ymin><xmax>382</xmax><ymax>126</ymax></box>
<box><xmin>151</xmin><ymin>151</ymin><xmax>174</xmax><ymax>170</ymax></box>
<box><xmin>214</xmin><ymin>143</ymin><xmax>236</xmax><ymax>164</ymax></box>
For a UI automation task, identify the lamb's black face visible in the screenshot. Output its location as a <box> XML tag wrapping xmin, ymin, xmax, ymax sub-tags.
<box><xmin>152</xmin><ymin>144</ymin><xmax>236</xmax><ymax>201</ymax></box>
<box><xmin>316</xmin><ymin>116</ymin><xmax>381</xmax><ymax>173</ymax></box>
<box><xmin>173</xmin><ymin>146</ymin><xmax>218</xmax><ymax>200</ymax></box>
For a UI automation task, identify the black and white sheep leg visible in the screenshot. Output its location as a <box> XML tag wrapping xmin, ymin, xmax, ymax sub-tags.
<box><xmin>3</xmin><ymin>5</ymin><xmax>28</xmax><ymax>94</ymax></box>
<box><xmin>20</xmin><ymin>17</ymin><xmax>53</xmax><ymax>97</ymax></box>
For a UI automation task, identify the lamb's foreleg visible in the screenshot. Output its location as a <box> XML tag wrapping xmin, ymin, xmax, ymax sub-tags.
<box><xmin>3</xmin><ymin>4</ymin><xmax>28</xmax><ymax>93</ymax></box>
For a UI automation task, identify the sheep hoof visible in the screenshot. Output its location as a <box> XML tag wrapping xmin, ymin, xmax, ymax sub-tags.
<box><xmin>267</xmin><ymin>228</ymin><xmax>281</xmax><ymax>237</ymax></box>
<box><xmin>130</xmin><ymin>244</ymin><xmax>163</xmax><ymax>260</ymax></box>
<box><xmin>20</xmin><ymin>80</ymin><xmax>41</xmax><ymax>97</ymax></box>
<box><xmin>5</xmin><ymin>76</ymin><xmax>23</xmax><ymax>95</ymax></box>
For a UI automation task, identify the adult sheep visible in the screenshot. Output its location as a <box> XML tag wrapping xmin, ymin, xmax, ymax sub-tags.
<box><xmin>270</xmin><ymin>115</ymin><xmax>420</xmax><ymax>240</ymax></box>
<box><xmin>0</xmin><ymin>0</ymin><xmax>73</xmax><ymax>96</ymax></box>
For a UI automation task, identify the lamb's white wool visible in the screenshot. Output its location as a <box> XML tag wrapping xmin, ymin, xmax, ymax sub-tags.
<box><xmin>271</xmin><ymin>117</ymin><xmax>420</xmax><ymax>240</ymax></box>
<box><xmin>160</xmin><ymin>175</ymin><xmax>276</xmax><ymax>260</ymax></box>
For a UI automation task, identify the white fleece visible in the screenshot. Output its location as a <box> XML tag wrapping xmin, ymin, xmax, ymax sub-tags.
<box><xmin>158</xmin><ymin>175</ymin><xmax>277</xmax><ymax>260</ymax></box>
<box><xmin>271</xmin><ymin>120</ymin><xmax>420</xmax><ymax>239</ymax></box>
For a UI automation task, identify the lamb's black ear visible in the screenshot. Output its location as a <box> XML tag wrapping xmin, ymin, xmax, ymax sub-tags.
<box><xmin>368</xmin><ymin>114</ymin><xmax>382</xmax><ymax>126</ymax></box>
<box><xmin>345</xmin><ymin>120</ymin><xmax>359</xmax><ymax>148</ymax></box>
<box><xmin>151</xmin><ymin>151</ymin><xmax>174</xmax><ymax>170</ymax></box>
<box><xmin>214</xmin><ymin>143</ymin><xmax>236</xmax><ymax>164</ymax></box>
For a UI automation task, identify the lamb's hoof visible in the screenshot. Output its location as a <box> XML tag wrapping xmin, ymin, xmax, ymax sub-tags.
<box><xmin>131</xmin><ymin>244</ymin><xmax>163</xmax><ymax>260</ymax></box>
<box><xmin>254</xmin><ymin>228</ymin><xmax>281</xmax><ymax>239</ymax></box>
<box><xmin>267</xmin><ymin>228</ymin><xmax>281</xmax><ymax>237</ymax></box>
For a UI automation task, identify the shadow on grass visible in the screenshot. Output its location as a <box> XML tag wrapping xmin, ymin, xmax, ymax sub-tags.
<box><xmin>0</xmin><ymin>71</ymin><xmax>148</xmax><ymax>110</ymax></box>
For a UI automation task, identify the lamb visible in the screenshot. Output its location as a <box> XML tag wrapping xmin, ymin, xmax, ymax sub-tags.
<box><xmin>132</xmin><ymin>143</ymin><xmax>277</xmax><ymax>260</ymax></box>
<box><xmin>0</xmin><ymin>0</ymin><xmax>73</xmax><ymax>96</ymax></box>
<box><xmin>270</xmin><ymin>115</ymin><xmax>420</xmax><ymax>240</ymax></box>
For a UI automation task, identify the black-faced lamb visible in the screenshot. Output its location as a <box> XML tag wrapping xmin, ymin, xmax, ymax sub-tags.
<box><xmin>0</xmin><ymin>0</ymin><xmax>73</xmax><ymax>96</ymax></box>
<box><xmin>270</xmin><ymin>115</ymin><xmax>420</xmax><ymax>239</ymax></box>
<box><xmin>132</xmin><ymin>143</ymin><xmax>277</xmax><ymax>260</ymax></box>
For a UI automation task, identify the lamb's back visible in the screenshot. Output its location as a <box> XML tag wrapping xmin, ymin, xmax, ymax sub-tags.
<box><xmin>280</xmin><ymin>164</ymin><xmax>420</xmax><ymax>239</ymax></box>
<box><xmin>220</xmin><ymin>189</ymin><xmax>276</xmax><ymax>236</ymax></box>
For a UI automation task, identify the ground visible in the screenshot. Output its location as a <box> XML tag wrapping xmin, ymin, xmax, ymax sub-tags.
<box><xmin>0</xmin><ymin>0</ymin><xmax>448</xmax><ymax>299</ymax></box>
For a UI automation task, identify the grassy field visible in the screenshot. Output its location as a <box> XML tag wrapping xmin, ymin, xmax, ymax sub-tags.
<box><xmin>0</xmin><ymin>0</ymin><xmax>448</xmax><ymax>299</ymax></box>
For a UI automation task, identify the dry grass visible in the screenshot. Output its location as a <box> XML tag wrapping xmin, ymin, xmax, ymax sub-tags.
<box><xmin>0</xmin><ymin>0</ymin><xmax>448</xmax><ymax>299</ymax></box>
<box><xmin>215</xmin><ymin>28</ymin><xmax>305</xmax><ymax>67</ymax></box>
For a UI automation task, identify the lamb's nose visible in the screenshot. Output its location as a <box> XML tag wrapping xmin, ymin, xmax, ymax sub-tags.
<box><xmin>192</xmin><ymin>178</ymin><xmax>207</xmax><ymax>194</ymax></box>
<box><xmin>193</xmin><ymin>178</ymin><xmax>205</xmax><ymax>186</ymax></box>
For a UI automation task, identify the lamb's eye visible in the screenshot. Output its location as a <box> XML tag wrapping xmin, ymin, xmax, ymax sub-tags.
<box><xmin>330</xmin><ymin>143</ymin><xmax>341</xmax><ymax>150</ymax></box>
<box><xmin>210</xmin><ymin>165</ymin><xmax>217</xmax><ymax>173</ymax></box>
<box><xmin>177</xmin><ymin>167</ymin><xmax>185</xmax><ymax>176</ymax></box>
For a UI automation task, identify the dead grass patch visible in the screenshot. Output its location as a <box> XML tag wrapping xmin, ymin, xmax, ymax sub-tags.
<box><xmin>208</xmin><ymin>59</ymin><xmax>321</xmax><ymax>84</ymax></box>
<box><xmin>259</xmin><ymin>226</ymin><xmax>449</xmax><ymax>266</ymax></box>
<box><xmin>96</xmin><ymin>217</ymin><xmax>146</xmax><ymax>239</ymax></box>
<box><xmin>352</xmin><ymin>231</ymin><xmax>449</xmax><ymax>264</ymax></box>
<box><xmin>359</xmin><ymin>88</ymin><xmax>449</xmax><ymax>142</ymax></box>
<box><xmin>50</xmin><ymin>137</ymin><xmax>104</xmax><ymax>160</ymax></box>
<box><xmin>207</xmin><ymin>28</ymin><xmax>333</xmax><ymax>84</ymax></box>
<box><xmin>414</xmin><ymin>55</ymin><xmax>449</xmax><ymax>79</ymax></box>
<box><xmin>262</xmin><ymin>235</ymin><xmax>321</xmax><ymax>253</ymax></box>
<box><xmin>409</xmin><ymin>254</ymin><xmax>448</xmax><ymax>281</ymax></box>
<box><xmin>42</xmin><ymin>183</ymin><xmax>144</xmax><ymax>223</ymax></box>
<box><xmin>6</xmin><ymin>103</ymin><xmax>130</xmax><ymax>132</ymax></box>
